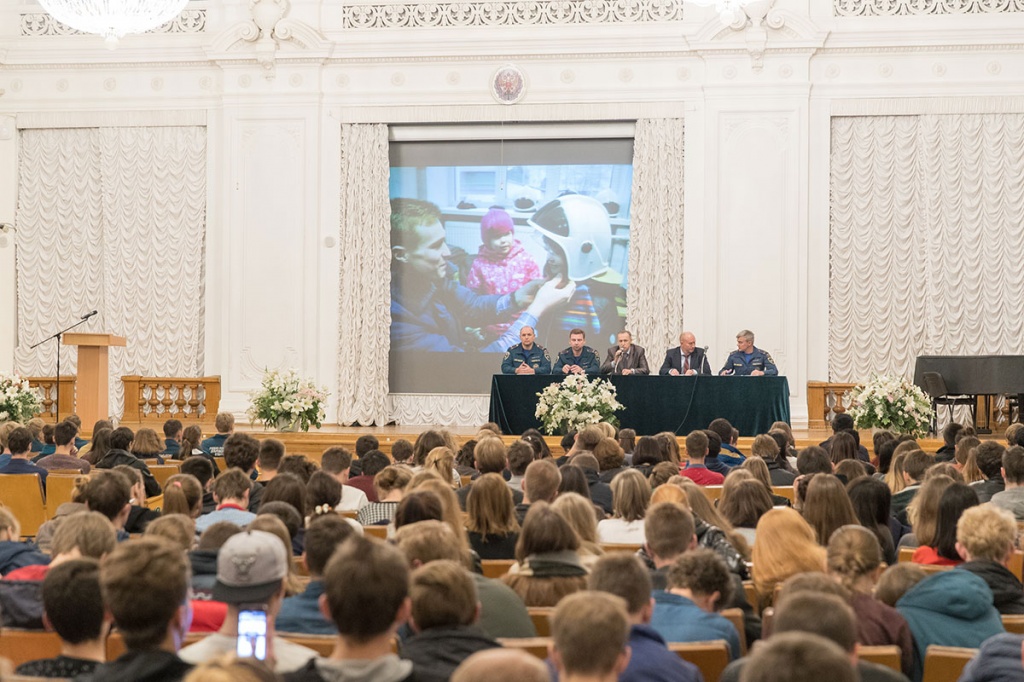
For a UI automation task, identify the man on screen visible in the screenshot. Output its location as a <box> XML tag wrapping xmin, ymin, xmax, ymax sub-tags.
<box><xmin>390</xmin><ymin>198</ymin><xmax>575</xmax><ymax>353</ymax></box>
<box><xmin>719</xmin><ymin>329</ymin><xmax>778</xmax><ymax>376</ymax></box>
<box><xmin>660</xmin><ymin>332</ymin><xmax>712</xmax><ymax>376</ymax></box>
<box><xmin>553</xmin><ymin>328</ymin><xmax>601</xmax><ymax>375</ymax></box>
<box><xmin>601</xmin><ymin>331</ymin><xmax>649</xmax><ymax>376</ymax></box>
<box><xmin>501</xmin><ymin>326</ymin><xmax>551</xmax><ymax>375</ymax></box>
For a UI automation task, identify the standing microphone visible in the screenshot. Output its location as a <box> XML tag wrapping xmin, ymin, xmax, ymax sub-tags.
<box><xmin>81</xmin><ymin>310</ymin><xmax>98</xmax><ymax>320</ymax></box>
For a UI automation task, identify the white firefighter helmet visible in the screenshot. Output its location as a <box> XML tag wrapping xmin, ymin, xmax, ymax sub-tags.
<box><xmin>529</xmin><ymin>194</ymin><xmax>612</xmax><ymax>282</ymax></box>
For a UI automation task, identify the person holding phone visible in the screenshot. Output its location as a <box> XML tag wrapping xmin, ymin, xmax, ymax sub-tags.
<box><xmin>178</xmin><ymin>530</ymin><xmax>318</xmax><ymax>673</ymax></box>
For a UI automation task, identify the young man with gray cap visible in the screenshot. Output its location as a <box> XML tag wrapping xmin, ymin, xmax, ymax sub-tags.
<box><xmin>178</xmin><ymin>529</ymin><xmax>318</xmax><ymax>673</ymax></box>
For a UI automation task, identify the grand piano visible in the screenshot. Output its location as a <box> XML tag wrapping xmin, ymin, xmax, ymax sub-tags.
<box><xmin>913</xmin><ymin>355</ymin><xmax>1024</xmax><ymax>430</ymax></box>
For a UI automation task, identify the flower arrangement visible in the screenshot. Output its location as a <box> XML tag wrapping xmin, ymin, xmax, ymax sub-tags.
<box><xmin>0</xmin><ymin>373</ymin><xmax>42</xmax><ymax>424</ymax></box>
<box><xmin>847</xmin><ymin>374</ymin><xmax>932</xmax><ymax>437</ymax></box>
<box><xmin>247</xmin><ymin>369</ymin><xmax>328</xmax><ymax>432</ymax></box>
<box><xmin>535</xmin><ymin>374</ymin><xmax>624</xmax><ymax>435</ymax></box>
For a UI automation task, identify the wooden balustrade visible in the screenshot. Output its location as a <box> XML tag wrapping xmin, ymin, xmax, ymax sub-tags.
<box><xmin>26</xmin><ymin>376</ymin><xmax>77</xmax><ymax>422</ymax></box>
<box><xmin>121</xmin><ymin>376</ymin><xmax>221</xmax><ymax>424</ymax></box>
<box><xmin>806</xmin><ymin>381</ymin><xmax>861</xmax><ymax>430</ymax></box>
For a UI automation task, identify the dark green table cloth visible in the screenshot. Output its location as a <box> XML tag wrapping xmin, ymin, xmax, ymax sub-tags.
<box><xmin>489</xmin><ymin>374</ymin><xmax>791</xmax><ymax>436</ymax></box>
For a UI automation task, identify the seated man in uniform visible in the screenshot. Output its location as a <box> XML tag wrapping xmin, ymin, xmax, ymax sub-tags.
<box><xmin>553</xmin><ymin>328</ymin><xmax>601</xmax><ymax>375</ymax></box>
<box><xmin>719</xmin><ymin>329</ymin><xmax>778</xmax><ymax>376</ymax></box>
<box><xmin>500</xmin><ymin>326</ymin><xmax>551</xmax><ymax>375</ymax></box>
<box><xmin>601</xmin><ymin>330</ymin><xmax>649</xmax><ymax>376</ymax></box>
<box><xmin>660</xmin><ymin>331</ymin><xmax>712</xmax><ymax>376</ymax></box>
<box><xmin>390</xmin><ymin>198</ymin><xmax>574</xmax><ymax>353</ymax></box>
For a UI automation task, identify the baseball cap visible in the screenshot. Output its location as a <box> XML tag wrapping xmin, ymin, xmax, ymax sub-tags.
<box><xmin>212</xmin><ymin>529</ymin><xmax>288</xmax><ymax>603</ymax></box>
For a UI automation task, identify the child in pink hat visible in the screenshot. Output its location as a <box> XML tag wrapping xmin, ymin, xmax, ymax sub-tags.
<box><xmin>467</xmin><ymin>207</ymin><xmax>542</xmax><ymax>335</ymax></box>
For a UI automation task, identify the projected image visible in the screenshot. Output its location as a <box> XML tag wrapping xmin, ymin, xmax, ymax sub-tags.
<box><xmin>389</xmin><ymin>147</ymin><xmax>633</xmax><ymax>393</ymax></box>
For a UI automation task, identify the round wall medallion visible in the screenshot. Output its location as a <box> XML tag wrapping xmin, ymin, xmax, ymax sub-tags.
<box><xmin>491</xmin><ymin>64</ymin><xmax>526</xmax><ymax>105</ymax></box>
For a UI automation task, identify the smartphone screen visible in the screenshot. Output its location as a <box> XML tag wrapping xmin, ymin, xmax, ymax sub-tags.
<box><xmin>236</xmin><ymin>608</ymin><xmax>268</xmax><ymax>660</ymax></box>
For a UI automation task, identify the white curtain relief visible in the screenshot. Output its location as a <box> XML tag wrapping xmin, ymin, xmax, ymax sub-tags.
<box><xmin>388</xmin><ymin>394</ymin><xmax>490</xmax><ymax>427</ymax></box>
<box><xmin>15</xmin><ymin>126</ymin><xmax>207</xmax><ymax>419</ymax></box>
<box><xmin>628</xmin><ymin>118</ymin><xmax>686</xmax><ymax>356</ymax></box>
<box><xmin>337</xmin><ymin>123</ymin><xmax>392</xmax><ymax>425</ymax></box>
<box><xmin>829</xmin><ymin>114</ymin><xmax>1024</xmax><ymax>383</ymax></box>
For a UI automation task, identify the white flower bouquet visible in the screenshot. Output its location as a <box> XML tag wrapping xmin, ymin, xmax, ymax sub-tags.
<box><xmin>535</xmin><ymin>374</ymin><xmax>624</xmax><ymax>435</ymax></box>
<box><xmin>0</xmin><ymin>373</ymin><xmax>42</xmax><ymax>424</ymax></box>
<box><xmin>847</xmin><ymin>374</ymin><xmax>932</xmax><ymax>437</ymax></box>
<box><xmin>247</xmin><ymin>369</ymin><xmax>328</xmax><ymax>432</ymax></box>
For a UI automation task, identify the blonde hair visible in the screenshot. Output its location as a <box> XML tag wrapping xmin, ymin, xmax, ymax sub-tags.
<box><xmin>740</xmin><ymin>457</ymin><xmax>774</xmax><ymax>492</ymax></box>
<box><xmin>826</xmin><ymin>524</ymin><xmax>883</xmax><ymax>593</ymax></box>
<box><xmin>961</xmin><ymin>446</ymin><xmax>985</xmax><ymax>484</ymax></box>
<box><xmin>0</xmin><ymin>421</ymin><xmax>22</xmax><ymax>450</ymax></box>
<box><xmin>677</xmin><ymin>479</ymin><xmax>750</xmax><ymax>560</ymax></box>
<box><xmin>414</xmin><ymin>477</ymin><xmax>470</xmax><ymax>553</ymax></box>
<box><xmin>609</xmin><ymin>469</ymin><xmax>650</xmax><ymax>522</ymax></box>
<box><xmin>410</xmin><ymin>560</ymin><xmax>478</xmax><ymax>630</ymax></box>
<box><xmin>906</xmin><ymin>475</ymin><xmax>955</xmax><ymax>547</ymax></box>
<box><xmin>145</xmin><ymin>514</ymin><xmax>196</xmax><ymax>552</ymax></box>
<box><xmin>552</xmin><ymin>492</ymin><xmax>603</xmax><ymax>554</ymax></box>
<box><xmin>885</xmin><ymin>451</ymin><xmax>909</xmax><ymax>494</ymax></box>
<box><xmin>751</xmin><ymin>508</ymin><xmax>826</xmax><ymax>608</ymax></box>
<box><xmin>750</xmin><ymin>434</ymin><xmax>780</xmax><ymax>460</ymax></box>
<box><xmin>597</xmin><ymin>422</ymin><xmax>616</xmax><ymax>439</ymax></box>
<box><xmin>131</xmin><ymin>428</ymin><xmax>164</xmax><ymax>456</ymax></box>
<box><xmin>957</xmin><ymin>504</ymin><xmax>1018</xmax><ymax>562</ymax></box>
<box><xmin>650</xmin><ymin>483</ymin><xmax>690</xmax><ymax>507</ymax></box>
<box><xmin>0</xmin><ymin>506</ymin><xmax>21</xmax><ymax>539</ymax></box>
<box><xmin>424</xmin><ymin>446</ymin><xmax>457</xmax><ymax>487</ymax></box>
<box><xmin>465</xmin><ymin>473</ymin><xmax>519</xmax><ymax>538</ymax></box>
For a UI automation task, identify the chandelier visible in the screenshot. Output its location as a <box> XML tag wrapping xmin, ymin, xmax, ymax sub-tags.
<box><xmin>685</xmin><ymin>0</ymin><xmax>756</xmax><ymax>24</ymax></box>
<box><xmin>37</xmin><ymin>0</ymin><xmax>190</xmax><ymax>48</ymax></box>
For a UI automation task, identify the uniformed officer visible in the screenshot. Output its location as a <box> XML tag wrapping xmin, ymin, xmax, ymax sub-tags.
<box><xmin>553</xmin><ymin>328</ymin><xmax>601</xmax><ymax>375</ymax></box>
<box><xmin>720</xmin><ymin>329</ymin><xmax>779</xmax><ymax>376</ymax></box>
<box><xmin>501</xmin><ymin>326</ymin><xmax>552</xmax><ymax>375</ymax></box>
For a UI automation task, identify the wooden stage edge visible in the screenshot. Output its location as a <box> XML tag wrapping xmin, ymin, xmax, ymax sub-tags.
<box><xmin>108</xmin><ymin>422</ymin><xmax>961</xmax><ymax>462</ymax></box>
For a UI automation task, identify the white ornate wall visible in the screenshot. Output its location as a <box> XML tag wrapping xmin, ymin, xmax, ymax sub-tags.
<box><xmin>2</xmin><ymin>0</ymin><xmax>1024</xmax><ymax>427</ymax></box>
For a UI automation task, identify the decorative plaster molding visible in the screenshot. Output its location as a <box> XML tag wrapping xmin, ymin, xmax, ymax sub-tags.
<box><xmin>209</xmin><ymin>0</ymin><xmax>329</xmax><ymax>78</ymax></box>
<box><xmin>340</xmin><ymin>0</ymin><xmax>684</xmax><ymax>29</ymax></box>
<box><xmin>21</xmin><ymin>9</ymin><xmax>206</xmax><ymax>36</ymax></box>
<box><xmin>834</xmin><ymin>0</ymin><xmax>1024</xmax><ymax>16</ymax></box>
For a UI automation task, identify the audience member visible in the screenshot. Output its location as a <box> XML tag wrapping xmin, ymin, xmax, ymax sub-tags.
<box><xmin>257</xmin><ymin>438</ymin><xmax>285</xmax><ymax>481</ymax></box>
<box><xmin>803</xmin><ymin>473</ymin><xmax>859</xmax><ymax>545</ymax></box>
<box><xmin>875</xmin><ymin>563</ymin><xmax>927</xmax><ymax>608</ymax></box>
<box><xmin>145</xmin><ymin>514</ymin><xmax>195</xmax><ymax>552</ymax></box>
<box><xmin>276</xmin><ymin>515</ymin><xmax>354</xmax><ymax>635</ymax></box>
<box><xmin>164</xmin><ymin>473</ymin><xmax>204</xmax><ymax>519</ymax></box>
<box><xmin>911</xmin><ymin>482</ymin><xmax>978</xmax><ymax>565</ymax></box>
<box><xmin>114</xmin><ymin>465</ymin><xmax>161</xmax><ymax>533</ymax></box>
<box><xmin>679</xmin><ymin>430</ymin><xmax>724</xmax><ymax>485</ymax></box>
<box><xmin>78</xmin><ymin>537</ymin><xmax>193</xmax><ymax>682</ymax></box>
<box><xmin>595</xmin><ymin>437</ymin><xmax>628</xmax><ymax>483</ymax></box>
<box><xmin>956</xmin><ymin>632</ymin><xmax>1024</xmax><ymax>682</ymax></box>
<box><xmin>201</xmin><ymin>412</ymin><xmax>234</xmax><ymax>458</ymax></box>
<box><xmin>451</xmin><ymin>649</ymin><xmax>549</xmax><ymax>682</ymax></box>
<box><xmin>891</xmin><ymin>450</ymin><xmax>934</xmax><ymax>516</ymax></box>
<box><xmin>35</xmin><ymin>420</ymin><xmax>90</xmax><ymax>473</ymax></box>
<box><xmin>131</xmin><ymin>427</ymin><xmax>167</xmax><ymax>463</ymax></box>
<box><xmin>569</xmin><ymin>452</ymin><xmax>614</xmax><ymax>514</ymax></box>
<box><xmin>751</xmin><ymin>507</ymin><xmax>826</xmax><ymax>610</ymax></box>
<box><xmin>588</xmin><ymin>553</ymin><xmax>702</xmax><ymax>682</ymax></box>
<box><xmin>224</xmin><ymin>433</ymin><xmax>264</xmax><ymax>510</ymax></box>
<box><xmin>901</xmin><ymin>474</ymin><xmax>955</xmax><ymax>549</ymax></box>
<box><xmin>549</xmin><ymin>591</ymin><xmax>631</xmax><ymax>682</ymax></box>
<box><xmin>847</xmin><ymin>476</ymin><xmax>900</xmax><ymax>565</ymax></box>
<box><xmin>182</xmin><ymin>455</ymin><xmax>217</xmax><ymax>513</ymax></box>
<box><xmin>506</xmin><ymin>440</ymin><xmax>533</xmax><ymax>492</ymax></box>
<box><xmin>0</xmin><ymin>426</ymin><xmax>50</xmax><ymax>491</ymax></box>
<box><xmin>552</xmin><ymin>492</ymin><xmax>605</xmax><ymax>563</ymax></box>
<box><xmin>935</xmin><ymin>422</ymin><xmax>962</xmax><ymax>461</ymax></box>
<box><xmin>15</xmin><ymin>558</ymin><xmax>108</xmax><ymax>678</ymax></box>
<box><xmin>597</xmin><ymin>468</ymin><xmax>649</xmax><ymax>544</ymax></box>
<box><xmin>179</xmin><ymin>530</ymin><xmax>317</xmax><ymax>672</ymax></box>
<box><xmin>178</xmin><ymin>425</ymin><xmax>206</xmax><ymax>461</ymax></box>
<box><xmin>465</xmin><ymin>473</ymin><xmax>520</xmax><ymax>560</ymax></box>
<box><xmin>347</xmin><ymin>450</ymin><xmax>390</xmax><ymax>503</ymax></box>
<box><xmin>502</xmin><ymin>502</ymin><xmax>588</xmax><ymax>607</ymax></box>
<box><xmin>990</xmin><ymin>445</ymin><xmax>1024</xmax><ymax>520</ymax></box>
<box><xmin>319</xmin><ymin>447</ymin><xmax>369</xmax><ymax>511</ymax></box>
<box><xmin>194</xmin><ymin>468</ymin><xmax>255</xmax><ymax>535</ymax></box>
<box><xmin>956</xmin><ymin>503</ymin><xmax>1024</xmax><ymax>614</ymax></box>
<box><xmin>95</xmin><ymin>426</ymin><xmax>161</xmax><ymax>497</ymax></box>
<box><xmin>391</xmin><ymin>438</ymin><xmax>414</xmax><ymax>466</ymax></box>
<box><xmin>80</xmin><ymin>470</ymin><xmax>133</xmax><ymax>539</ymax></box>
<box><xmin>518</xmin><ymin>459</ymin><xmax>561</xmax><ymax>524</ymax></box>
<box><xmin>358</xmin><ymin>465</ymin><xmax>412</xmax><ymax>526</ymax></box>
<box><xmin>972</xmin><ymin>441</ymin><xmax>1007</xmax><ymax>502</ymax></box>
<box><xmin>161</xmin><ymin>419</ymin><xmax>184</xmax><ymax>458</ymax></box>
<box><xmin>796</xmin><ymin>445</ymin><xmax>833</xmax><ymax>476</ymax></box>
<box><xmin>718</xmin><ymin>475</ymin><xmax>772</xmax><ymax>544</ymax></box>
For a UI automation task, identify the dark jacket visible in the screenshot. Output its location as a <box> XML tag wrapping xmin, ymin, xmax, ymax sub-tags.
<box><xmin>958</xmin><ymin>633</ymin><xmax>1024</xmax><ymax>682</ymax></box>
<box><xmin>973</xmin><ymin>477</ymin><xmax>1006</xmax><ymax>504</ymax></box>
<box><xmin>399</xmin><ymin>626</ymin><xmax>499</xmax><ymax>682</ymax></box>
<box><xmin>621</xmin><ymin>624</ymin><xmax>703</xmax><ymax>682</ymax></box>
<box><xmin>581</xmin><ymin>467</ymin><xmax>613</xmax><ymax>514</ymax></box>
<box><xmin>125</xmin><ymin>505</ymin><xmax>161</xmax><ymax>534</ymax></box>
<box><xmin>189</xmin><ymin>549</ymin><xmax>219</xmax><ymax>600</ymax></box>
<box><xmin>0</xmin><ymin>579</ymin><xmax>44</xmax><ymax>628</ymax></box>
<box><xmin>75</xmin><ymin>650</ymin><xmax>192</xmax><ymax>682</ymax></box>
<box><xmin>897</xmin><ymin>569</ymin><xmax>1004</xmax><ymax>682</ymax></box>
<box><xmin>766</xmin><ymin>459</ymin><xmax>797</xmax><ymax>485</ymax></box>
<box><xmin>958</xmin><ymin>560</ymin><xmax>1024</xmax><ymax>614</ymax></box>
<box><xmin>934</xmin><ymin>443</ymin><xmax>956</xmax><ymax>462</ymax></box>
<box><xmin>695</xmin><ymin>518</ymin><xmax>749</xmax><ymax>579</ymax></box>
<box><xmin>94</xmin><ymin>449</ymin><xmax>161</xmax><ymax>498</ymax></box>
<box><xmin>0</xmin><ymin>541</ymin><xmax>49</xmax><ymax>576</ymax></box>
<box><xmin>705</xmin><ymin>456</ymin><xmax>731</xmax><ymax>477</ymax></box>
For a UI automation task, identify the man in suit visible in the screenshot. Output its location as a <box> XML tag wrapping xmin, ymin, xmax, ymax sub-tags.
<box><xmin>601</xmin><ymin>331</ymin><xmax>649</xmax><ymax>375</ymax></box>
<box><xmin>659</xmin><ymin>332</ymin><xmax>712</xmax><ymax>376</ymax></box>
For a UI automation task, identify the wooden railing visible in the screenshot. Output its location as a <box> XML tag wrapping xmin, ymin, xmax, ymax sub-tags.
<box><xmin>806</xmin><ymin>381</ymin><xmax>860</xmax><ymax>430</ymax></box>
<box><xmin>120</xmin><ymin>376</ymin><xmax>221</xmax><ymax>424</ymax></box>
<box><xmin>27</xmin><ymin>376</ymin><xmax>76</xmax><ymax>422</ymax></box>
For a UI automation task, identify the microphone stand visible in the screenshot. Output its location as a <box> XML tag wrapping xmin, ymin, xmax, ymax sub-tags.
<box><xmin>29</xmin><ymin>315</ymin><xmax>94</xmax><ymax>422</ymax></box>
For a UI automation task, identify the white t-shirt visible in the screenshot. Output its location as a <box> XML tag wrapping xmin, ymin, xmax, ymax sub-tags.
<box><xmin>337</xmin><ymin>485</ymin><xmax>368</xmax><ymax>511</ymax></box>
<box><xmin>179</xmin><ymin>632</ymin><xmax>318</xmax><ymax>673</ymax></box>
<box><xmin>597</xmin><ymin>518</ymin><xmax>646</xmax><ymax>544</ymax></box>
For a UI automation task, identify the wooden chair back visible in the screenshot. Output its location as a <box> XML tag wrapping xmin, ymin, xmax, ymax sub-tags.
<box><xmin>742</xmin><ymin>581</ymin><xmax>760</xmax><ymax>615</ymax></box>
<box><xmin>600</xmin><ymin>543</ymin><xmax>642</xmax><ymax>554</ymax></box>
<box><xmin>1008</xmin><ymin>551</ymin><xmax>1024</xmax><ymax>581</ymax></box>
<box><xmin>363</xmin><ymin>525</ymin><xmax>388</xmax><ymax>539</ymax></box>
<box><xmin>1002</xmin><ymin>614</ymin><xmax>1024</xmax><ymax>634</ymax></box>
<box><xmin>771</xmin><ymin>486</ymin><xmax>795</xmax><ymax>502</ymax></box>
<box><xmin>859</xmin><ymin>645</ymin><xmax>902</xmax><ymax>671</ymax></box>
<box><xmin>340</xmin><ymin>510</ymin><xmax>358</xmax><ymax>520</ymax></box>
<box><xmin>720</xmin><ymin>608</ymin><xmax>746</xmax><ymax>656</ymax></box>
<box><xmin>43</xmin><ymin>473</ymin><xmax>85</xmax><ymax>518</ymax></box>
<box><xmin>700</xmin><ymin>486</ymin><xmax>724</xmax><ymax>502</ymax></box>
<box><xmin>527</xmin><ymin>607</ymin><xmax>554</xmax><ymax>637</ymax></box>
<box><xmin>918</xmin><ymin>563</ymin><xmax>953</xmax><ymax>574</ymax></box>
<box><xmin>498</xmin><ymin>637</ymin><xmax>550</xmax><ymax>660</ymax></box>
<box><xmin>0</xmin><ymin>474</ymin><xmax>48</xmax><ymax>537</ymax></box>
<box><xmin>921</xmin><ymin>645</ymin><xmax>977</xmax><ymax>682</ymax></box>
<box><xmin>667</xmin><ymin>640</ymin><xmax>731</xmax><ymax>682</ymax></box>
<box><xmin>481</xmin><ymin>559</ymin><xmax>516</xmax><ymax>579</ymax></box>
<box><xmin>145</xmin><ymin>494</ymin><xmax>164</xmax><ymax>511</ymax></box>
<box><xmin>293</xmin><ymin>555</ymin><xmax>309</xmax><ymax>577</ymax></box>
<box><xmin>460</xmin><ymin>475</ymin><xmax>473</xmax><ymax>488</ymax></box>
<box><xmin>0</xmin><ymin>629</ymin><xmax>62</xmax><ymax>666</ymax></box>
<box><xmin>212</xmin><ymin>457</ymin><xmax>226</xmax><ymax>472</ymax></box>
<box><xmin>761</xmin><ymin>606</ymin><xmax>775</xmax><ymax>638</ymax></box>
<box><xmin>147</xmin><ymin>465</ymin><xmax>180</xmax><ymax>489</ymax></box>
<box><xmin>898</xmin><ymin>547</ymin><xmax>914</xmax><ymax>563</ymax></box>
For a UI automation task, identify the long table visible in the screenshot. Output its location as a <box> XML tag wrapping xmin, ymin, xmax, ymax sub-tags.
<box><xmin>489</xmin><ymin>374</ymin><xmax>791</xmax><ymax>436</ymax></box>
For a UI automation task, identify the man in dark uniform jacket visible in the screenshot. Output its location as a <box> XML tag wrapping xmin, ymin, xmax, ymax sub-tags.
<box><xmin>601</xmin><ymin>331</ymin><xmax>649</xmax><ymax>376</ymax></box>
<box><xmin>553</xmin><ymin>328</ymin><xmax>601</xmax><ymax>375</ymax></box>
<box><xmin>719</xmin><ymin>329</ymin><xmax>778</xmax><ymax>376</ymax></box>
<box><xmin>501</xmin><ymin>326</ymin><xmax>551</xmax><ymax>374</ymax></box>
<box><xmin>660</xmin><ymin>331</ymin><xmax>712</xmax><ymax>376</ymax></box>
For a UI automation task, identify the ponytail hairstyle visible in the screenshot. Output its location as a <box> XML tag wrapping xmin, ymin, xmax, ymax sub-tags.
<box><xmin>826</xmin><ymin>524</ymin><xmax>883</xmax><ymax>594</ymax></box>
<box><xmin>178</xmin><ymin>425</ymin><xmax>203</xmax><ymax>461</ymax></box>
<box><xmin>162</xmin><ymin>474</ymin><xmax>203</xmax><ymax>518</ymax></box>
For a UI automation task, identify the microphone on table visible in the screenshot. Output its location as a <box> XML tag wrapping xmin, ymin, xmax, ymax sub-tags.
<box><xmin>81</xmin><ymin>310</ymin><xmax>98</xmax><ymax>320</ymax></box>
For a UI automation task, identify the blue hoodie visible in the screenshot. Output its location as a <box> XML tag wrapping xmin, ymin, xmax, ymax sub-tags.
<box><xmin>896</xmin><ymin>570</ymin><xmax>1004</xmax><ymax>682</ymax></box>
<box><xmin>0</xmin><ymin>540</ymin><xmax>50</xmax><ymax>576</ymax></box>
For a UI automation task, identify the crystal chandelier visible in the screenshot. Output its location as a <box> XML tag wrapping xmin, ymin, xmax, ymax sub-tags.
<box><xmin>685</xmin><ymin>0</ymin><xmax>754</xmax><ymax>24</ymax></box>
<box><xmin>37</xmin><ymin>0</ymin><xmax>190</xmax><ymax>48</ymax></box>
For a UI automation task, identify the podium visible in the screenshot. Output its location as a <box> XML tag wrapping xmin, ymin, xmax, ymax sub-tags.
<box><xmin>63</xmin><ymin>333</ymin><xmax>126</xmax><ymax>427</ymax></box>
